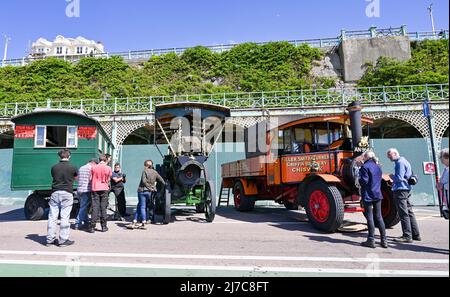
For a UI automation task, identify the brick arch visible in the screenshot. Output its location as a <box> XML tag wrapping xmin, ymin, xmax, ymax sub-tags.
<box><xmin>365</xmin><ymin>111</ymin><xmax>428</xmax><ymax>138</ymax></box>
<box><xmin>227</xmin><ymin>116</ymin><xmax>265</xmax><ymax>128</ymax></box>
<box><xmin>434</xmin><ymin>110</ymin><xmax>450</xmax><ymax>149</ymax></box>
<box><xmin>116</xmin><ymin>120</ymin><xmax>155</xmax><ymax>147</ymax></box>
<box><xmin>0</xmin><ymin>125</ymin><xmax>13</xmax><ymax>135</ymax></box>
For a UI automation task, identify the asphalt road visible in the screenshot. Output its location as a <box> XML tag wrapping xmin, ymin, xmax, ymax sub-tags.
<box><xmin>0</xmin><ymin>205</ymin><xmax>448</xmax><ymax>277</ymax></box>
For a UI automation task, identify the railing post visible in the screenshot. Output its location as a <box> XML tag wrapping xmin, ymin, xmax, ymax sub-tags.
<box><xmin>383</xmin><ymin>86</ymin><xmax>387</xmax><ymax>103</ymax></box>
<box><xmin>400</xmin><ymin>25</ymin><xmax>407</xmax><ymax>36</ymax></box>
<box><xmin>261</xmin><ymin>91</ymin><xmax>265</xmax><ymax>108</ymax></box>
<box><xmin>369</xmin><ymin>26</ymin><xmax>377</xmax><ymax>38</ymax></box>
<box><xmin>301</xmin><ymin>90</ymin><xmax>304</xmax><ymax>106</ymax></box>
<box><xmin>128</xmin><ymin>51</ymin><xmax>132</xmax><ymax>60</ymax></box>
<box><xmin>340</xmin><ymin>29</ymin><xmax>346</xmax><ymax>41</ymax></box>
<box><xmin>80</xmin><ymin>99</ymin><xmax>84</xmax><ymax>111</ymax></box>
<box><xmin>342</xmin><ymin>88</ymin><xmax>346</xmax><ymax>105</ymax></box>
<box><xmin>150</xmin><ymin>97</ymin><xmax>153</xmax><ymax>112</ymax></box>
<box><xmin>14</xmin><ymin>103</ymin><xmax>18</xmax><ymax>116</ymax></box>
<box><xmin>47</xmin><ymin>99</ymin><xmax>51</xmax><ymax>108</ymax></box>
<box><xmin>114</xmin><ymin>98</ymin><xmax>117</xmax><ymax>114</ymax></box>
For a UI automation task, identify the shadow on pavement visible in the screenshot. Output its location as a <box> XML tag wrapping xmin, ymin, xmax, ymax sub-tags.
<box><xmin>0</xmin><ymin>208</ymin><xmax>26</xmax><ymax>222</ymax></box>
<box><xmin>25</xmin><ymin>234</ymin><xmax>47</xmax><ymax>246</ymax></box>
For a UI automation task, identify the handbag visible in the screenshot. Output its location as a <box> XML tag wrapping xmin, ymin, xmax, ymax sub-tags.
<box><xmin>408</xmin><ymin>172</ymin><xmax>419</xmax><ymax>186</ymax></box>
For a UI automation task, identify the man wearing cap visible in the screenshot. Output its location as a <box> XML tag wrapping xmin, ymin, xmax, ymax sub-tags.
<box><xmin>74</xmin><ymin>158</ymin><xmax>97</xmax><ymax>230</ymax></box>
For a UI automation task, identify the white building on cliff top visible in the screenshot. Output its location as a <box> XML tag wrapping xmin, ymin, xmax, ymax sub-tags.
<box><xmin>28</xmin><ymin>35</ymin><xmax>105</xmax><ymax>58</ymax></box>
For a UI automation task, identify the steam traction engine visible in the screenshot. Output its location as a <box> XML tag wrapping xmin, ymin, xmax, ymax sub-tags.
<box><xmin>221</xmin><ymin>101</ymin><xmax>400</xmax><ymax>233</ymax></box>
<box><xmin>153</xmin><ymin>102</ymin><xmax>230</xmax><ymax>224</ymax></box>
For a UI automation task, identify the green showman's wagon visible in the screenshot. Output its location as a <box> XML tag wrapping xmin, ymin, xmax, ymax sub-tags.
<box><xmin>10</xmin><ymin>109</ymin><xmax>114</xmax><ymax>220</ymax></box>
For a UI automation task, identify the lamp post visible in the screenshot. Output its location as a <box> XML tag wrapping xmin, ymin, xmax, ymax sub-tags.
<box><xmin>428</xmin><ymin>4</ymin><xmax>436</xmax><ymax>37</ymax></box>
<box><xmin>2</xmin><ymin>35</ymin><xmax>11</xmax><ymax>67</ymax></box>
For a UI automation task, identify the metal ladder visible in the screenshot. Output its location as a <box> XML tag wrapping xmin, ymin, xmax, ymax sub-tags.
<box><xmin>218</xmin><ymin>182</ymin><xmax>231</xmax><ymax>207</ymax></box>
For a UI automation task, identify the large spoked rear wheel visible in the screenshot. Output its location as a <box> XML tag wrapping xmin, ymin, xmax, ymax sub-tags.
<box><xmin>233</xmin><ymin>181</ymin><xmax>255</xmax><ymax>212</ymax></box>
<box><xmin>204</xmin><ymin>181</ymin><xmax>216</xmax><ymax>223</ymax></box>
<box><xmin>305</xmin><ymin>181</ymin><xmax>344</xmax><ymax>233</ymax></box>
<box><xmin>24</xmin><ymin>193</ymin><xmax>48</xmax><ymax>221</ymax></box>
<box><xmin>163</xmin><ymin>187</ymin><xmax>171</xmax><ymax>225</ymax></box>
<box><xmin>381</xmin><ymin>181</ymin><xmax>400</xmax><ymax>228</ymax></box>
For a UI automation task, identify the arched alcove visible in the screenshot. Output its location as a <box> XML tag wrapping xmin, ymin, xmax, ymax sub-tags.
<box><xmin>368</xmin><ymin>118</ymin><xmax>422</xmax><ymax>139</ymax></box>
<box><xmin>0</xmin><ymin>130</ymin><xmax>14</xmax><ymax>149</ymax></box>
<box><xmin>122</xmin><ymin>125</ymin><xmax>155</xmax><ymax>145</ymax></box>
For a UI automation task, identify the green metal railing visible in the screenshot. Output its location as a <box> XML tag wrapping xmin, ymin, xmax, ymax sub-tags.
<box><xmin>1</xmin><ymin>83</ymin><xmax>448</xmax><ymax>118</ymax></box>
<box><xmin>2</xmin><ymin>26</ymin><xmax>448</xmax><ymax>67</ymax></box>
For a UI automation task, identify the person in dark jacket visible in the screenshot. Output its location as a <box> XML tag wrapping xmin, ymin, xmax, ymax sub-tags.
<box><xmin>128</xmin><ymin>160</ymin><xmax>165</xmax><ymax>229</ymax></box>
<box><xmin>358</xmin><ymin>151</ymin><xmax>388</xmax><ymax>248</ymax></box>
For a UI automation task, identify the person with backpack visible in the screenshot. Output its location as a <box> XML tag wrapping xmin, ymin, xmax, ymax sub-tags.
<box><xmin>387</xmin><ymin>148</ymin><xmax>421</xmax><ymax>243</ymax></box>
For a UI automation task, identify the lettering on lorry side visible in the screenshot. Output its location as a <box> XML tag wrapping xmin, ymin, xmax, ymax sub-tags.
<box><xmin>283</xmin><ymin>154</ymin><xmax>333</xmax><ymax>174</ymax></box>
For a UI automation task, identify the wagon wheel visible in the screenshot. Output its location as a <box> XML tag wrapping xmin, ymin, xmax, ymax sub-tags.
<box><xmin>233</xmin><ymin>181</ymin><xmax>255</xmax><ymax>212</ymax></box>
<box><xmin>283</xmin><ymin>201</ymin><xmax>299</xmax><ymax>210</ymax></box>
<box><xmin>163</xmin><ymin>187</ymin><xmax>171</xmax><ymax>225</ymax></box>
<box><xmin>380</xmin><ymin>181</ymin><xmax>400</xmax><ymax>228</ymax></box>
<box><xmin>24</xmin><ymin>193</ymin><xmax>48</xmax><ymax>221</ymax></box>
<box><xmin>204</xmin><ymin>181</ymin><xmax>216</xmax><ymax>223</ymax></box>
<box><xmin>305</xmin><ymin>180</ymin><xmax>344</xmax><ymax>233</ymax></box>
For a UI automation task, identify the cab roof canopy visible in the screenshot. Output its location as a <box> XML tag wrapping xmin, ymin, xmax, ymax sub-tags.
<box><xmin>154</xmin><ymin>102</ymin><xmax>231</xmax><ymax>155</ymax></box>
<box><xmin>155</xmin><ymin>102</ymin><xmax>230</xmax><ymax>135</ymax></box>
<box><xmin>277</xmin><ymin>114</ymin><xmax>374</xmax><ymax>131</ymax></box>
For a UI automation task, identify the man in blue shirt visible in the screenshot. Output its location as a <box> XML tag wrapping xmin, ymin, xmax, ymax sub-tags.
<box><xmin>387</xmin><ymin>148</ymin><xmax>421</xmax><ymax>243</ymax></box>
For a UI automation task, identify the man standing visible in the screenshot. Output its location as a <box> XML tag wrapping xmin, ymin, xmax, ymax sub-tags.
<box><xmin>47</xmin><ymin>149</ymin><xmax>78</xmax><ymax>247</ymax></box>
<box><xmin>438</xmin><ymin>148</ymin><xmax>449</xmax><ymax>219</ymax></box>
<box><xmin>111</xmin><ymin>163</ymin><xmax>129</xmax><ymax>218</ymax></box>
<box><xmin>74</xmin><ymin>158</ymin><xmax>97</xmax><ymax>230</ymax></box>
<box><xmin>359</xmin><ymin>151</ymin><xmax>387</xmax><ymax>249</ymax></box>
<box><xmin>387</xmin><ymin>148</ymin><xmax>421</xmax><ymax>243</ymax></box>
<box><xmin>89</xmin><ymin>154</ymin><xmax>112</xmax><ymax>233</ymax></box>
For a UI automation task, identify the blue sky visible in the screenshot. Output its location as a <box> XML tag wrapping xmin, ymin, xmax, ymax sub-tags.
<box><xmin>1</xmin><ymin>0</ymin><xmax>449</xmax><ymax>59</ymax></box>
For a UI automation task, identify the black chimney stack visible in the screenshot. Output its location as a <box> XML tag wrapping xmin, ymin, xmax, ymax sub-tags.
<box><xmin>347</xmin><ymin>101</ymin><xmax>363</xmax><ymax>152</ymax></box>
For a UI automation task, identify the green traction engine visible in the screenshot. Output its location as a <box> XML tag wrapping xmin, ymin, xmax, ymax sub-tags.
<box><xmin>152</xmin><ymin>102</ymin><xmax>231</xmax><ymax>224</ymax></box>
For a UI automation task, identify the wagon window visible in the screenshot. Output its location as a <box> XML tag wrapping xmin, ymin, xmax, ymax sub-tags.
<box><xmin>66</xmin><ymin>126</ymin><xmax>78</xmax><ymax>148</ymax></box>
<box><xmin>35</xmin><ymin>126</ymin><xmax>46</xmax><ymax>147</ymax></box>
<box><xmin>34</xmin><ymin>125</ymin><xmax>78</xmax><ymax>148</ymax></box>
<box><xmin>98</xmin><ymin>134</ymin><xmax>103</xmax><ymax>152</ymax></box>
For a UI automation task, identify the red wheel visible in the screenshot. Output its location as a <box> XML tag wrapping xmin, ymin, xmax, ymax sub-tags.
<box><xmin>305</xmin><ymin>181</ymin><xmax>344</xmax><ymax>233</ymax></box>
<box><xmin>309</xmin><ymin>190</ymin><xmax>330</xmax><ymax>223</ymax></box>
<box><xmin>233</xmin><ymin>181</ymin><xmax>255</xmax><ymax>212</ymax></box>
